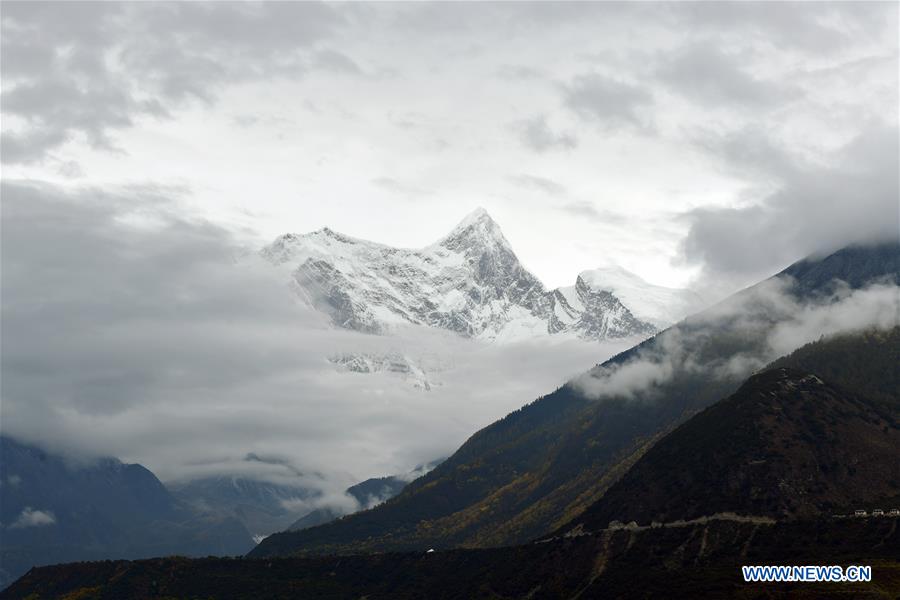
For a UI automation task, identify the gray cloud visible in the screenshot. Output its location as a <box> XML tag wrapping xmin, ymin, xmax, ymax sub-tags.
<box><xmin>666</xmin><ymin>2</ymin><xmax>896</xmax><ymax>54</ymax></box>
<box><xmin>574</xmin><ymin>277</ymin><xmax>900</xmax><ymax>400</ymax></box>
<box><xmin>507</xmin><ymin>174</ymin><xmax>567</xmax><ymax>197</ymax></box>
<box><xmin>562</xmin><ymin>74</ymin><xmax>654</xmax><ymax>131</ymax></box>
<box><xmin>9</xmin><ymin>507</ymin><xmax>56</xmax><ymax>529</ymax></box>
<box><xmin>2</xmin><ymin>78</ymin><xmax>167</xmax><ymax>157</ymax></box>
<box><xmin>0</xmin><ymin>2</ymin><xmax>346</xmax><ymax>164</ymax></box>
<box><xmin>511</xmin><ymin>114</ymin><xmax>578</xmax><ymax>152</ymax></box>
<box><xmin>656</xmin><ymin>41</ymin><xmax>798</xmax><ymax>109</ymax></box>
<box><xmin>371</xmin><ymin>177</ymin><xmax>432</xmax><ymax>198</ymax></box>
<box><xmin>495</xmin><ymin>64</ymin><xmax>544</xmax><ymax>81</ymax></box>
<box><xmin>387</xmin><ymin>2</ymin><xmax>645</xmax><ymax>38</ymax></box>
<box><xmin>313</xmin><ymin>49</ymin><xmax>364</xmax><ymax>75</ymax></box>
<box><xmin>0</xmin><ymin>129</ymin><xmax>70</xmax><ymax>165</ymax></box>
<box><xmin>689</xmin><ymin>125</ymin><xmax>796</xmax><ymax>183</ymax></box>
<box><xmin>680</xmin><ymin>124</ymin><xmax>899</xmax><ymax>290</ymax></box>
<box><xmin>559</xmin><ymin>201</ymin><xmax>627</xmax><ymax>225</ymax></box>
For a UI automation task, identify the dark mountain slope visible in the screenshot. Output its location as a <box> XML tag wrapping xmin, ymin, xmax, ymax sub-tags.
<box><xmin>252</xmin><ymin>243</ymin><xmax>900</xmax><ymax>558</ymax></box>
<box><xmin>559</xmin><ymin>367</ymin><xmax>900</xmax><ymax>533</ymax></box>
<box><xmin>0</xmin><ymin>437</ymin><xmax>253</xmax><ymax>588</ymax></box>
<box><xmin>170</xmin><ymin>475</ymin><xmax>317</xmax><ymax>541</ymax></box>
<box><xmin>781</xmin><ymin>241</ymin><xmax>899</xmax><ymax>295</ymax></box>
<box><xmin>768</xmin><ymin>327</ymin><xmax>900</xmax><ymax>411</ymax></box>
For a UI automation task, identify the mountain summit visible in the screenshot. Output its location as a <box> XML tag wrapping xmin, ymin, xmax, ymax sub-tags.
<box><xmin>435</xmin><ymin>207</ymin><xmax>512</xmax><ymax>254</ymax></box>
<box><xmin>262</xmin><ymin>210</ymin><xmax>694</xmax><ymax>342</ymax></box>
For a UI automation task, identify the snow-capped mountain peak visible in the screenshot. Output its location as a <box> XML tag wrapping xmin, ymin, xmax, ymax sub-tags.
<box><xmin>575</xmin><ymin>266</ymin><xmax>702</xmax><ymax>329</ymax></box>
<box><xmin>260</xmin><ymin>210</ymin><xmax>699</xmax><ymax>344</ymax></box>
<box><xmin>434</xmin><ymin>207</ymin><xmax>512</xmax><ymax>255</ymax></box>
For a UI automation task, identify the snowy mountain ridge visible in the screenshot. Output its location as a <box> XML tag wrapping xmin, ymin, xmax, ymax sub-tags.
<box><xmin>262</xmin><ymin>208</ymin><xmax>699</xmax><ymax>344</ymax></box>
<box><xmin>574</xmin><ymin>265</ymin><xmax>703</xmax><ymax>329</ymax></box>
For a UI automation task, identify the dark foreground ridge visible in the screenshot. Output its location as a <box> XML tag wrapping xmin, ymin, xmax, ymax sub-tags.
<box><xmin>4</xmin><ymin>518</ymin><xmax>898</xmax><ymax>599</ymax></box>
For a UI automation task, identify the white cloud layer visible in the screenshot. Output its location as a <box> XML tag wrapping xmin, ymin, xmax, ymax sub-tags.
<box><xmin>573</xmin><ymin>277</ymin><xmax>900</xmax><ymax>401</ymax></box>
<box><xmin>1</xmin><ymin>181</ymin><xmax>633</xmax><ymax>499</ymax></box>
<box><xmin>9</xmin><ymin>507</ymin><xmax>56</xmax><ymax>529</ymax></box>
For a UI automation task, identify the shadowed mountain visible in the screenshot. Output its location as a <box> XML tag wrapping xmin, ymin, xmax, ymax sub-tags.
<box><xmin>0</xmin><ymin>437</ymin><xmax>254</xmax><ymax>589</ymax></box>
<box><xmin>558</xmin><ymin>365</ymin><xmax>900</xmax><ymax>534</ymax></box>
<box><xmin>170</xmin><ymin>475</ymin><xmax>318</xmax><ymax>542</ymax></box>
<box><xmin>782</xmin><ymin>241</ymin><xmax>900</xmax><ymax>296</ymax></box>
<box><xmin>287</xmin><ymin>476</ymin><xmax>409</xmax><ymax>532</ymax></box>
<box><xmin>767</xmin><ymin>327</ymin><xmax>900</xmax><ymax>412</ymax></box>
<box><xmin>251</xmin><ymin>243</ymin><xmax>900</xmax><ymax>558</ymax></box>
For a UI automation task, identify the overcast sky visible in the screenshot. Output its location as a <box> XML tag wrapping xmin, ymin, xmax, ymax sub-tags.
<box><xmin>1</xmin><ymin>2</ymin><xmax>898</xmax><ymax>496</ymax></box>
<box><xmin>3</xmin><ymin>2</ymin><xmax>897</xmax><ymax>292</ymax></box>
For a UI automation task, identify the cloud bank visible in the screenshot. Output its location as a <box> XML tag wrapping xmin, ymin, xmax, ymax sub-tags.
<box><xmin>573</xmin><ymin>276</ymin><xmax>900</xmax><ymax>401</ymax></box>
<box><xmin>680</xmin><ymin>126</ymin><xmax>900</xmax><ymax>294</ymax></box>
<box><xmin>1</xmin><ymin>180</ymin><xmax>632</xmax><ymax>502</ymax></box>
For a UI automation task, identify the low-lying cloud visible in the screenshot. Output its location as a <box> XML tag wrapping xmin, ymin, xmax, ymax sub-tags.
<box><xmin>680</xmin><ymin>125</ymin><xmax>899</xmax><ymax>295</ymax></box>
<box><xmin>573</xmin><ymin>276</ymin><xmax>900</xmax><ymax>400</ymax></box>
<box><xmin>9</xmin><ymin>507</ymin><xmax>56</xmax><ymax>529</ymax></box>
<box><xmin>1</xmin><ymin>180</ymin><xmax>634</xmax><ymax>504</ymax></box>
